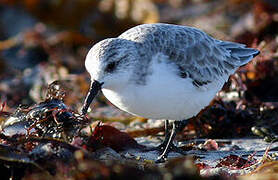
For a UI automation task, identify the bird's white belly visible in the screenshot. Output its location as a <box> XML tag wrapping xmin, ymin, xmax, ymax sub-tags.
<box><xmin>102</xmin><ymin>59</ymin><xmax>226</xmax><ymax>120</ymax></box>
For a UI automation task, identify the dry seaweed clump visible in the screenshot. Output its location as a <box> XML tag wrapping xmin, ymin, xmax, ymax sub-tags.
<box><xmin>1</xmin><ymin>81</ymin><xmax>88</xmax><ymax>141</ymax></box>
<box><xmin>0</xmin><ymin>81</ymin><xmax>90</xmax><ymax>178</ymax></box>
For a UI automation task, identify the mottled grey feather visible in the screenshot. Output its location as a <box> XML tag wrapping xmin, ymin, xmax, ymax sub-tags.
<box><xmin>118</xmin><ymin>23</ymin><xmax>260</xmax><ymax>86</ymax></box>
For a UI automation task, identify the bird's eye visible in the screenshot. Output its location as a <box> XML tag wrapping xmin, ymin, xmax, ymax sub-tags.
<box><xmin>105</xmin><ymin>61</ymin><xmax>117</xmax><ymax>73</ymax></box>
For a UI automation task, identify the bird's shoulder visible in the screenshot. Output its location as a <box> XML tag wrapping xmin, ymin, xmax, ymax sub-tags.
<box><xmin>119</xmin><ymin>24</ymin><xmax>260</xmax><ymax>88</ymax></box>
<box><xmin>118</xmin><ymin>23</ymin><xmax>208</xmax><ymax>46</ymax></box>
<box><xmin>119</xmin><ymin>24</ymin><xmax>233</xmax><ymax>87</ymax></box>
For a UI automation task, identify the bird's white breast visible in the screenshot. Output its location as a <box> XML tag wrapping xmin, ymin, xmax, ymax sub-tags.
<box><xmin>102</xmin><ymin>54</ymin><xmax>227</xmax><ymax>120</ymax></box>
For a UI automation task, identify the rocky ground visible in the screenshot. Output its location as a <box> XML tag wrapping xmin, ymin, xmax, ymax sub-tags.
<box><xmin>0</xmin><ymin>0</ymin><xmax>278</xmax><ymax>179</ymax></box>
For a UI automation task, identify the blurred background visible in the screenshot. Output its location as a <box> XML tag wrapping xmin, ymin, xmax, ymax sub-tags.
<box><xmin>0</xmin><ymin>0</ymin><xmax>278</xmax><ymax>137</ymax></box>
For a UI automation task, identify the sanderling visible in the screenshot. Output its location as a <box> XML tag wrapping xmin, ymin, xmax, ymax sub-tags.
<box><xmin>81</xmin><ymin>23</ymin><xmax>260</xmax><ymax>163</ymax></box>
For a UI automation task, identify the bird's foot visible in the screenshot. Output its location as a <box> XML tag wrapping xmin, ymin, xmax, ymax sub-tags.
<box><xmin>143</xmin><ymin>141</ymin><xmax>185</xmax><ymax>152</ymax></box>
<box><xmin>143</xmin><ymin>142</ymin><xmax>187</xmax><ymax>163</ymax></box>
<box><xmin>155</xmin><ymin>143</ymin><xmax>187</xmax><ymax>163</ymax></box>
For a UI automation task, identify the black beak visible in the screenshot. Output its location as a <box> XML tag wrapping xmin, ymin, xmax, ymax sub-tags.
<box><xmin>81</xmin><ymin>80</ymin><xmax>104</xmax><ymax>115</ymax></box>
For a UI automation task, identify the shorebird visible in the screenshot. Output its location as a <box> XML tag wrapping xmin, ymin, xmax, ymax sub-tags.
<box><xmin>81</xmin><ymin>23</ymin><xmax>260</xmax><ymax>163</ymax></box>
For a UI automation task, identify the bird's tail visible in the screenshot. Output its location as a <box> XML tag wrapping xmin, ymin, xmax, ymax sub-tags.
<box><xmin>219</xmin><ymin>41</ymin><xmax>260</xmax><ymax>66</ymax></box>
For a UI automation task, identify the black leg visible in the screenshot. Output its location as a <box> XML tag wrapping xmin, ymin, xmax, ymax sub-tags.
<box><xmin>175</xmin><ymin>119</ymin><xmax>189</xmax><ymax>132</ymax></box>
<box><xmin>143</xmin><ymin>120</ymin><xmax>171</xmax><ymax>151</ymax></box>
<box><xmin>155</xmin><ymin>119</ymin><xmax>189</xmax><ymax>163</ymax></box>
<box><xmin>157</xmin><ymin>120</ymin><xmax>171</xmax><ymax>150</ymax></box>
<box><xmin>165</xmin><ymin>120</ymin><xmax>170</xmax><ymax>135</ymax></box>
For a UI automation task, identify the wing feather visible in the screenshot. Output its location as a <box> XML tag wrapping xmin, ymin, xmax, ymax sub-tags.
<box><xmin>119</xmin><ymin>23</ymin><xmax>259</xmax><ymax>86</ymax></box>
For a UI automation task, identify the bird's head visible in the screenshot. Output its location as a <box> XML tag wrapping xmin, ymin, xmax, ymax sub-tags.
<box><xmin>82</xmin><ymin>38</ymin><xmax>137</xmax><ymax>115</ymax></box>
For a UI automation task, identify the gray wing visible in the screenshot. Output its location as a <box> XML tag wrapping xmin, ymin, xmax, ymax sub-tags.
<box><xmin>119</xmin><ymin>23</ymin><xmax>260</xmax><ymax>86</ymax></box>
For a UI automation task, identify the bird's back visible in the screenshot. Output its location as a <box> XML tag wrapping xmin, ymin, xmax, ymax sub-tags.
<box><xmin>119</xmin><ymin>23</ymin><xmax>259</xmax><ymax>87</ymax></box>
